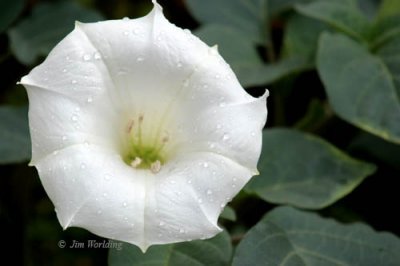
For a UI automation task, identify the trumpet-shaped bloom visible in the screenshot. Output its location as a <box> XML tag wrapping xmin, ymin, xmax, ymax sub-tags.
<box><xmin>20</xmin><ymin>1</ymin><xmax>268</xmax><ymax>251</ymax></box>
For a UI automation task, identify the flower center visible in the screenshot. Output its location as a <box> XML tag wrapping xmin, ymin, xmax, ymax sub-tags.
<box><xmin>122</xmin><ymin>114</ymin><xmax>170</xmax><ymax>173</ymax></box>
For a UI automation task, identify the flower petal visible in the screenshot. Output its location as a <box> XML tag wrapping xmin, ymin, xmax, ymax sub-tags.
<box><xmin>34</xmin><ymin>144</ymin><xmax>150</xmax><ymax>248</ymax></box>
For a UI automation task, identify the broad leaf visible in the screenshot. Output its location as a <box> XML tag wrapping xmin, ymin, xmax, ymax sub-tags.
<box><xmin>317</xmin><ymin>33</ymin><xmax>400</xmax><ymax>143</ymax></box>
<box><xmin>186</xmin><ymin>0</ymin><xmax>268</xmax><ymax>44</ymax></box>
<box><xmin>0</xmin><ymin>0</ymin><xmax>24</xmax><ymax>33</ymax></box>
<box><xmin>246</xmin><ymin>129</ymin><xmax>376</xmax><ymax>209</ymax></box>
<box><xmin>233</xmin><ymin>206</ymin><xmax>400</xmax><ymax>266</ymax></box>
<box><xmin>195</xmin><ymin>25</ymin><xmax>310</xmax><ymax>87</ymax></box>
<box><xmin>8</xmin><ymin>1</ymin><xmax>103</xmax><ymax>65</ymax></box>
<box><xmin>220</xmin><ymin>206</ymin><xmax>236</xmax><ymax>222</ymax></box>
<box><xmin>0</xmin><ymin>105</ymin><xmax>30</xmax><ymax>164</ymax></box>
<box><xmin>108</xmin><ymin>230</ymin><xmax>232</xmax><ymax>266</ymax></box>
<box><xmin>296</xmin><ymin>0</ymin><xmax>371</xmax><ymax>41</ymax></box>
<box><xmin>283</xmin><ymin>14</ymin><xmax>329</xmax><ymax>62</ymax></box>
<box><xmin>377</xmin><ymin>0</ymin><xmax>400</xmax><ymax>19</ymax></box>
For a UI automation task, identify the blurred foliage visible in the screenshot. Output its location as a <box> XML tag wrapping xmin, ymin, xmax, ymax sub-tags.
<box><xmin>0</xmin><ymin>0</ymin><xmax>399</xmax><ymax>265</ymax></box>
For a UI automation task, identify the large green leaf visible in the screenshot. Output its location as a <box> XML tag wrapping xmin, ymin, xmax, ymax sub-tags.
<box><xmin>186</xmin><ymin>0</ymin><xmax>268</xmax><ymax>44</ymax></box>
<box><xmin>0</xmin><ymin>0</ymin><xmax>24</xmax><ymax>33</ymax></box>
<box><xmin>108</xmin><ymin>231</ymin><xmax>232</xmax><ymax>266</ymax></box>
<box><xmin>0</xmin><ymin>105</ymin><xmax>30</xmax><ymax>164</ymax></box>
<box><xmin>232</xmin><ymin>206</ymin><xmax>400</xmax><ymax>266</ymax></box>
<box><xmin>268</xmin><ymin>0</ymin><xmax>313</xmax><ymax>16</ymax></box>
<box><xmin>8</xmin><ymin>2</ymin><xmax>103</xmax><ymax>65</ymax></box>
<box><xmin>317</xmin><ymin>32</ymin><xmax>400</xmax><ymax>143</ymax></box>
<box><xmin>377</xmin><ymin>0</ymin><xmax>400</xmax><ymax>19</ymax></box>
<box><xmin>296</xmin><ymin>0</ymin><xmax>371</xmax><ymax>41</ymax></box>
<box><xmin>283</xmin><ymin>14</ymin><xmax>329</xmax><ymax>62</ymax></box>
<box><xmin>195</xmin><ymin>24</ymin><xmax>310</xmax><ymax>87</ymax></box>
<box><xmin>245</xmin><ymin>129</ymin><xmax>376</xmax><ymax>209</ymax></box>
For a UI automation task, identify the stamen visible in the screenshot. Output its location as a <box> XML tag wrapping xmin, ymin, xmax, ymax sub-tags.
<box><xmin>130</xmin><ymin>157</ymin><xmax>142</xmax><ymax>168</ymax></box>
<box><xmin>150</xmin><ymin>160</ymin><xmax>161</xmax><ymax>173</ymax></box>
<box><xmin>126</xmin><ymin>119</ymin><xmax>134</xmax><ymax>134</ymax></box>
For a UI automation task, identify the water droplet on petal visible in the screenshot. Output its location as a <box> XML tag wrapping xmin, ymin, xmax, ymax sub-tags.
<box><xmin>207</xmin><ymin>189</ymin><xmax>212</xmax><ymax>195</ymax></box>
<box><xmin>62</xmin><ymin>136</ymin><xmax>67</xmax><ymax>141</ymax></box>
<box><xmin>203</xmin><ymin>162</ymin><xmax>209</xmax><ymax>168</ymax></box>
<box><xmin>71</xmin><ymin>115</ymin><xmax>78</xmax><ymax>121</ymax></box>
<box><xmin>179</xmin><ymin>229</ymin><xmax>185</xmax><ymax>234</ymax></box>
<box><xmin>223</xmin><ymin>134</ymin><xmax>230</xmax><ymax>141</ymax></box>
<box><xmin>187</xmin><ymin>179</ymin><xmax>192</xmax><ymax>184</ymax></box>
<box><xmin>122</xmin><ymin>17</ymin><xmax>129</xmax><ymax>21</ymax></box>
<box><xmin>122</xmin><ymin>202</ymin><xmax>127</xmax><ymax>207</ymax></box>
<box><xmin>159</xmin><ymin>221</ymin><xmax>165</xmax><ymax>226</ymax></box>
<box><xmin>177</xmin><ymin>62</ymin><xmax>183</xmax><ymax>68</ymax></box>
<box><xmin>71</xmin><ymin>80</ymin><xmax>77</xmax><ymax>84</ymax></box>
<box><xmin>136</xmin><ymin>57</ymin><xmax>144</xmax><ymax>62</ymax></box>
<box><xmin>104</xmin><ymin>174</ymin><xmax>111</xmax><ymax>181</ymax></box>
<box><xmin>97</xmin><ymin>210</ymin><xmax>102</xmax><ymax>215</ymax></box>
<box><xmin>123</xmin><ymin>31</ymin><xmax>129</xmax><ymax>36</ymax></box>
<box><xmin>198</xmin><ymin>198</ymin><xmax>203</xmax><ymax>204</ymax></box>
<box><xmin>80</xmin><ymin>163</ymin><xmax>86</xmax><ymax>169</ymax></box>
<box><xmin>94</xmin><ymin>52</ymin><xmax>101</xmax><ymax>60</ymax></box>
<box><xmin>83</xmin><ymin>54</ymin><xmax>91</xmax><ymax>61</ymax></box>
<box><xmin>62</xmin><ymin>69</ymin><xmax>67</xmax><ymax>73</ymax></box>
<box><xmin>183</xmin><ymin>29</ymin><xmax>191</xmax><ymax>34</ymax></box>
<box><xmin>87</xmin><ymin>97</ymin><xmax>93</xmax><ymax>103</ymax></box>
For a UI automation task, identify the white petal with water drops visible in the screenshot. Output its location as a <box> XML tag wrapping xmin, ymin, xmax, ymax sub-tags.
<box><xmin>20</xmin><ymin>0</ymin><xmax>268</xmax><ymax>252</ymax></box>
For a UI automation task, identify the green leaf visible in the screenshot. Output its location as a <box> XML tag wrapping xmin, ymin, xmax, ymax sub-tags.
<box><xmin>108</xmin><ymin>230</ymin><xmax>232</xmax><ymax>266</ymax></box>
<box><xmin>0</xmin><ymin>0</ymin><xmax>24</xmax><ymax>33</ymax></box>
<box><xmin>195</xmin><ymin>24</ymin><xmax>310</xmax><ymax>87</ymax></box>
<box><xmin>268</xmin><ymin>0</ymin><xmax>312</xmax><ymax>16</ymax></box>
<box><xmin>245</xmin><ymin>129</ymin><xmax>376</xmax><ymax>209</ymax></box>
<box><xmin>232</xmin><ymin>206</ymin><xmax>400</xmax><ymax>266</ymax></box>
<box><xmin>296</xmin><ymin>0</ymin><xmax>371</xmax><ymax>41</ymax></box>
<box><xmin>283</xmin><ymin>14</ymin><xmax>329</xmax><ymax>62</ymax></box>
<box><xmin>0</xmin><ymin>105</ymin><xmax>30</xmax><ymax>164</ymax></box>
<box><xmin>377</xmin><ymin>0</ymin><xmax>400</xmax><ymax>19</ymax></box>
<box><xmin>8</xmin><ymin>2</ymin><xmax>103</xmax><ymax>65</ymax></box>
<box><xmin>194</xmin><ymin>25</ymin><xmax>262</xmax><ymax>68</ymax></box>
<box><xmin>236</xmin><ymin>57</ymin><xmax>311</xmax><ymax>87</ymax></box>
<box><xmin>220</xmin><ymin>206</ymin><xmax>237</xmax><ymax>222</ymax></box>
<box><xmin>317</xmin><ymin>32</ymin><xmax>400</xmax><ymax>143</ymax></box>
<box><xmin>186</xmin><ymin>0</ymin><xmax>268</xmax><ymax>44</ymax></box>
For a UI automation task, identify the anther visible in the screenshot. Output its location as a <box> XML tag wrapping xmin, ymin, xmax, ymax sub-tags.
<box><xmin>130</xmin><ymin>157</ymin><xmax>142</xmax><ymax>168</ymax></box>
<box><xmin>150</xmin><ymin>160</ymin><xmax>161</xmax><ymax>173</ymax></box>
<box><xmin>126</xmin><ymin>119</ymin><xmax>134</xmax><ymax>134</ymax></box>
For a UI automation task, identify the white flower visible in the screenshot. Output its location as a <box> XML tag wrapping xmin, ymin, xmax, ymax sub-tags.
<box><xmin>20</xmin><ymin>1</ymin><xmax>268</xmax><ymax>251</ymax></box>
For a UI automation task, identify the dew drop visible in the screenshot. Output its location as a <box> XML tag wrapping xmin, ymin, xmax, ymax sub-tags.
<box><xmin>80</xmin><ymin>163</ymin><xmax>86</xmax><ymax>169</ymax></box>
<box><xmin>83</xmin><ymin>54</ymin><xmax>91</xmax><ymax>61</ymax></box>
<box><xmin>187</xmin><ymin>179</ymin><xmax>192</xmax><ymax>184</ymax></box>
<box><xmin>216</xmin><ymin>124</ymin><xmax>222</xmax><ymax>130</ymax></box>
<box><xmin>136</xmin><ymin>57</ymin><xmax>144</xmax><ymax>62</ymax></box>
<box><xmin>62</xmin><ymin>69</ymin><xmax>67</xmax><ymax>73</ymax></box>
<box><xmin>124</xmin><ymin>217</ymin><xmax>128</xmax><ymax>221</ymax></box>
<box><xmin>104</xmin><ymin>174</ymin><xmax>111</xmax><ymax>181</ymax></box>
<box><xmin>203</xmin><ymin>162</ymin><xmax>209</xmax><ymax>168</ymax></box>
<box><xmin>94</xmin><ymin>52</ymin><xmax>101</xmax><ymax>60</ymax></box>
<box><xmin>97</xmin><ymin>210</ymin><xmax>102</xmax><ymax>215</ymax></box>
<box><xmin>179</xmin><ymin>229</ymin><xmax>185</xmax><ymax>234</ymax></box>
<box><xmin>223</xmin><ymin>134</ymin><xmax>230</xmax><ymax>141</ymax></box>
<box><xmin>122</xmin><ymin>202</ymin><xmax>127</xmax><ymax>207</ymax></box>
<box><xmin>103</xmin><ymin>192</ymin><xmax>108</xmax><ymax>197</ymax></box>
<box><xmin>71</xmin><ymin>80</ymin><xmax>77</xmax><ymax>84</ymax></box>
<box><xmin>198</xmin><ymin>198</ymin><xmax>203</xmax><ymax>204</ymax></box>
<box><xmin>122</xmin><ymin>17</ymin><xmax>129</xmax><ymax>21</ymax></box>
<box><xmin>207</xmin><ymin>189</ymin><xmax>212</xmax><ymax>195</ymax></box>
<box><xmin>209</xmin><ymin>143</ymin><xmax>215</xmax><ymax>149</ymax></box>
<box><xmin>62</xmin><ymin>136</ymin><xmax>67</xmax><ymax>141</ymax></box>
<box><xmin>159</xmin><ymin>221</ymin><xmax>165</xmax><ymax>226</ymax></box>
<box><xmin>71</xmin><ymin>115</ymin><xmax>78</xmax><ymax>121</ymax></box>
<box><xmin>183</xmin><ymin>29</ymin><xmax>191</xmax><ymax>34</ymax></box>
<box><xmin>177</xmin><ymin>62</ymin><xmax>183</xmax><ymax>68</ymax></box>
<box><xmin>123</xmin><ymin>31</ymin><xmax>129</xmax><ymax>36</ymax></box>
<box><xmin>251</xmin><ymin>131</ymin><xmax>256</xmax><ymax>136</ymax></box>
<box><xmin>87</xmin><ymin>97</ymin><xmax>93</xmax><ymax>103</ymax></box>
<box><xmin>219</xmin><ymin>102</ymin><xmax>226</xmax><ymax>107</ymax></box>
